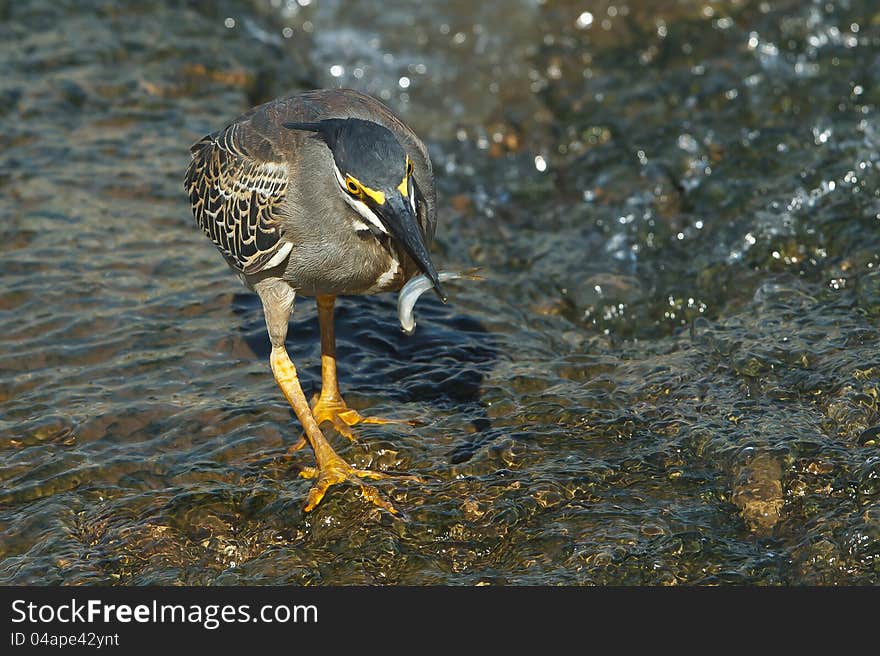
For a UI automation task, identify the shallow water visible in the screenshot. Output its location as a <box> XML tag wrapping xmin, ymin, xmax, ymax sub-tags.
<box><xmin>1</xmin><ymin>0</ymin><xmax>879</xmax><ymax>584</ymax></box>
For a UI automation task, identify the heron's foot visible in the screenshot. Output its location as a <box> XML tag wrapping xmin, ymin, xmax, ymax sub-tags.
<box><xmin>284</xmin><ymin>435</ymin><xmax>307</xmax><ymax>456</ymax></box>
<box><xmin>309</xmin><ymin>395</ymin><xmax>411</xmax><ymax>441</ymax></box>
<box><xmin>299</xmin><ymin>454</ymin><xmax>419</xmax><ymax>514</ymax></box>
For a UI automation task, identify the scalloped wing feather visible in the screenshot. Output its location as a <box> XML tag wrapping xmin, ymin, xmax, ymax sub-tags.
<box><xmin>185</xmin><ymin>124</ymin><xmax>290</xmax><ymax>275</ymax></box>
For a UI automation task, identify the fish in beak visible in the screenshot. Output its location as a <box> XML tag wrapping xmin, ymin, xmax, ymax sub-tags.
<box><xmin>379</xmin><ymin>192</ymin><xmax>446</xmax><ymax>302</ymax></box>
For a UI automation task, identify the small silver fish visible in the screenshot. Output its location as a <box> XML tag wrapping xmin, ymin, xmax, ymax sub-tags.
<box><xmin>397</xmin><ymin>270</ymin><xmax>481</xmax><ymax>334</ymax></box>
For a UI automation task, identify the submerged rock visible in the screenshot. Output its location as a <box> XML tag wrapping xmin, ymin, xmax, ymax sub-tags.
<box><xmin>731</xmin><ymin>451</ymin><xmax>784</xmax><ymax>534</ymax></box>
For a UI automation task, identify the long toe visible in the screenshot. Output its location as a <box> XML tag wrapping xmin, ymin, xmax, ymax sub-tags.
<box><xmin>310</xmin><ymin>396</ymin><xmax>413</xmax><ymax>442</ymax></box>
<box><xmin>299</xmin><ymin>455</ymin><xmax>418</xmax><ymax>514</ymax></box>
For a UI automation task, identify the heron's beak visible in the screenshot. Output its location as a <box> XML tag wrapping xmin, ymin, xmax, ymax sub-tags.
<box><xmin>379</xmin><ymin>193</ymin><xmax>446</xmax><ymax>302</ymax></box>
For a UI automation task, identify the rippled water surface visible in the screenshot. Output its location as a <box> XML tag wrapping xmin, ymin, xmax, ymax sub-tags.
<box><xmin>2</xmin><ymin>0</ymin><xmax>880</xmax><ymax>584</ymax></box>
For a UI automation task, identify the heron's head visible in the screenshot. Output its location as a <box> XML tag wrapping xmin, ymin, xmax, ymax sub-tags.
<box><xmin>284</xmin><ymin>117</ymin><xmax>445</xmax><ymax>301</ymax></box>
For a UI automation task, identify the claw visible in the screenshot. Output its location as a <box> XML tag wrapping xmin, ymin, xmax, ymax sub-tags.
<box><xmin>307</xmin><ymin>395</ymin><xmax>412</xmax><ymax>442</ymax></box>
<box><xmin>287</xmin><ymin>435</ymin><xmax>307</xmax><ymax>454</ymax></box>
<box><xmin>300</xmin><ymin>454</ymin><xmax>415</xmax><ymax>514</ymax></box>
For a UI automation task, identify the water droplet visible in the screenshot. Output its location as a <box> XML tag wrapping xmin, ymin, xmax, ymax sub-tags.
<box><xmin>677</xmin><ymin>134</ymin><xmax>698</xmax><ymax>153</ymax></box>
<box><xmin>575</xmin><ymin>11</ymin><xmax>594</xmax><ymax>29</ymax></box>
<box><xmin>812</xmin><ymin>126</ymin><xmax>832</xmax><ymax>145</ymax></box>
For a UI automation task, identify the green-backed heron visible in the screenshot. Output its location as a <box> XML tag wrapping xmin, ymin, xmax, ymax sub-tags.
<box><xmin>185</xmin><ymin>89</ymin><xmax>444</xmax><ymax>514</ymax></box>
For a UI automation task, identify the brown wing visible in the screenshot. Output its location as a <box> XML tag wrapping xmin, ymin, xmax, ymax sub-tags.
<box><xmin>184</xmin><ymin>122</ymin><xmax>290</xmax><ymax>274</ymax></box>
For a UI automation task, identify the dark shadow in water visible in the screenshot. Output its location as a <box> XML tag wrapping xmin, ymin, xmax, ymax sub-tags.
<box><xmin>231</xmin><ymin>290</ymin><xmax>498</xmax><ymax>463</ymax></box>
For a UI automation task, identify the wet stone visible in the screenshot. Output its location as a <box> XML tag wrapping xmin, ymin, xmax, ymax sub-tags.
<box><xmin>731</xmin><ymin>451</ymin><xmax>784</xmax><ymax>534</ymax></box>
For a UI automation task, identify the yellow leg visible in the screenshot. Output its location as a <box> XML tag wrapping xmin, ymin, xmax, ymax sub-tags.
<box><xmin>310</xmin><ymin>295</ymin><xmax>411</xmax><ymax>440</ymax></box>
<box><xmin>270</xmin><ymin>345</ymin><xmax>413</xmax><ymax>514</ymax></box>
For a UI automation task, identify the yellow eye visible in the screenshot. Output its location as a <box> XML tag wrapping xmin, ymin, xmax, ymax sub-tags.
<box><xmin>345</xmin><ymin>178</ymin><xmax>360</xmax><ymax>194</ymax></box>
<box><xmin>406</xmin><ymin>159</ymin><xmax>414</xmax><ymax>177</ymax></box>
